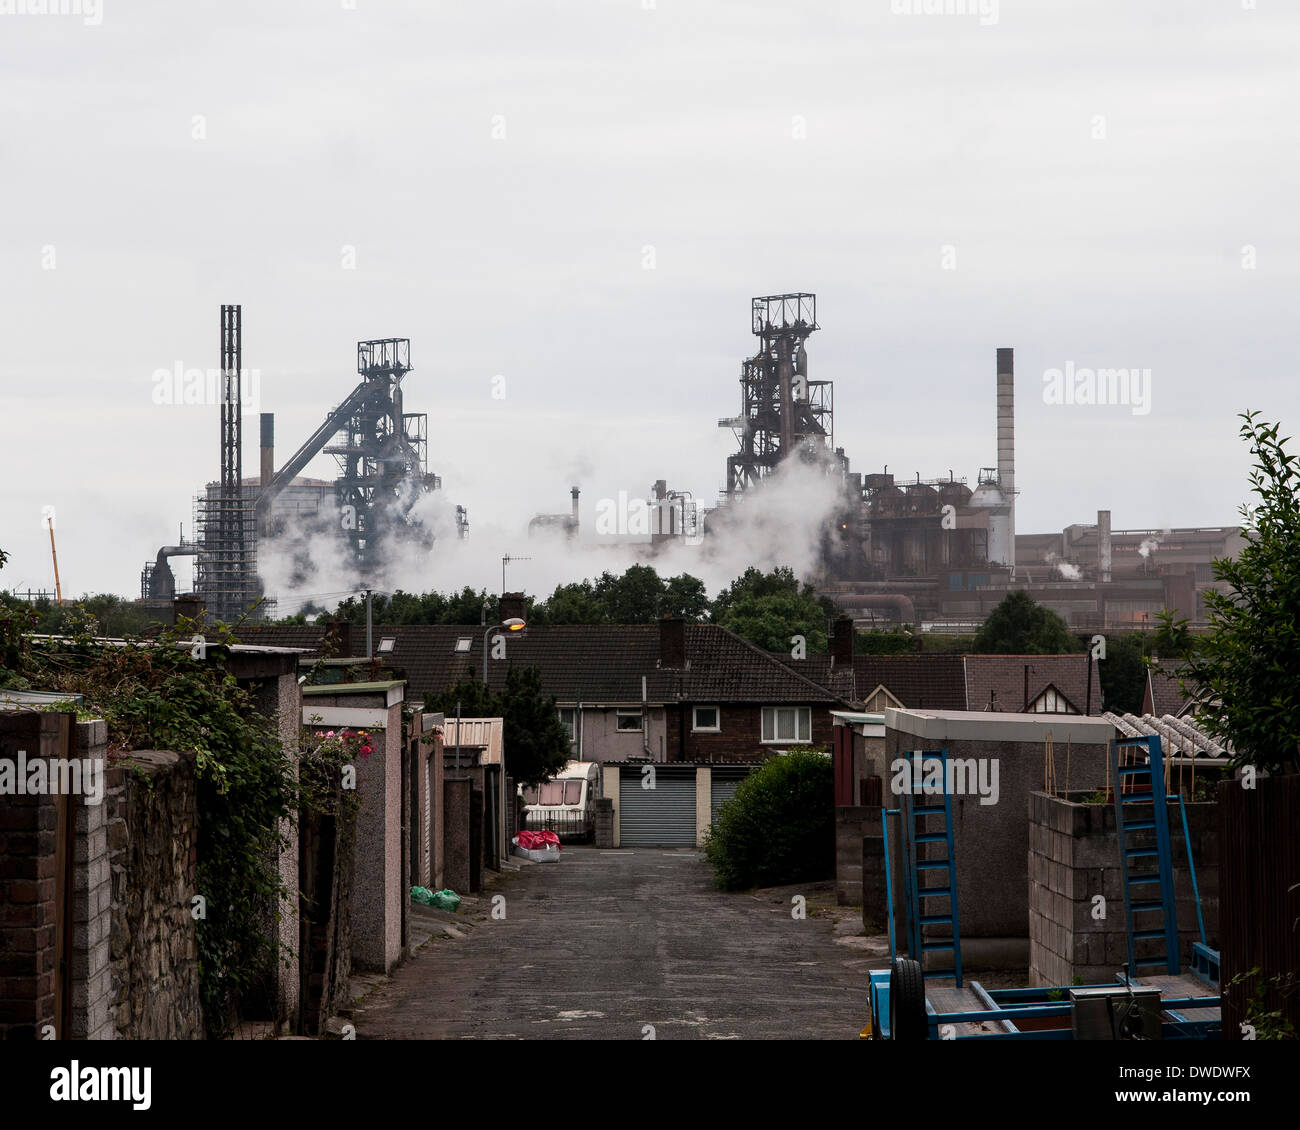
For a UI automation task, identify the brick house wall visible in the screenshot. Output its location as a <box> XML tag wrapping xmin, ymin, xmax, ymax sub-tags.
<box><xmin>664</xmin><ymin>703</ymin><xmax>835</xmax><ymax>763</ymax></box>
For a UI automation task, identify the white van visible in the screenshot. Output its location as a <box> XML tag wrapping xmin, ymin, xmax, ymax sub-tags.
<box><xmin>520</xmin><ymin>760</ymin><xmax>601</xmax><ymax>841</ymax></box>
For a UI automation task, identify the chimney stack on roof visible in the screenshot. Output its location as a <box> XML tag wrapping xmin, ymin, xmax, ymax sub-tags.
<box><xmin>172</xmin><ymin>594</ymin><xmax>205</xmax><ymax>627</ymax></box>
<box><xmin>498</xmin><ymin>592</ymin><xmax>528</xmax><ymax>624</ymax></box>
<box><xmin>831</xmin><ymin>615</ymin><xmax>855</xmax><ymax>668</ymax></box>
<box><xmin>323</xmin><ymin>618</ymin><xmax>354</xmax><ymax>658</ymax></box>
<box><xmin>659</xmin><ymin>615</ymin><xmax>686</xmax><ymax>669</ymax></box>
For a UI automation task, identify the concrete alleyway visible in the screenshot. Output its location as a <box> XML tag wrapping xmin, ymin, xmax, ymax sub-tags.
<box><xmin>354</xmin><ymin>847</ymin><xmax>875</xmax><ymax>1040</ymax></box>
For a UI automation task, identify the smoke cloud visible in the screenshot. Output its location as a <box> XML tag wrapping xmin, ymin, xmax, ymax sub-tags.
<box><xmin>257</xmin><ymin>455</ymin><xmax>848</xmax><ymax>614</ymax></box>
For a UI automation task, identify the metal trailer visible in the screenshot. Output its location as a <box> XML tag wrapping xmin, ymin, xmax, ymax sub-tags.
<box><xmin>866</xmin><ymin>737</ymin><xmax>1221</xmax><ymax>1040</ymax></box>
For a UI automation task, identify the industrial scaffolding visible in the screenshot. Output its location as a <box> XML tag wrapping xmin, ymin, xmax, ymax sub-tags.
<box><xmin>719</xmin><ymin>293</ymin><xmax>835</xmax><ymax>498</ymax></box>
<box><xmin>192</xmin><ymin>305</ymin><xmax>262</xmax><ymax>624</ymax></box>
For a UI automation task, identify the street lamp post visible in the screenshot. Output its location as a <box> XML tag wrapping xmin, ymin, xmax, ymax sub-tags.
<box><xmin>482</xmin><ymin>617</ymin><xmax>526</xmax><ymax>686</ymax></box>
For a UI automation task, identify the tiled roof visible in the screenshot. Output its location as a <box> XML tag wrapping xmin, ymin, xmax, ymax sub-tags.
<box><xmin>1143</xmin><ymin>660</ymin><xmax>1198</xmax><ymax>717</ymax></box>
<box><xmin>235</xmin><ymin>622</ymin><xmax>843</xmax><ymax>707</ymax></box>
<box><xmin>851</xmin><ymin>655</ymin><xmax>967</xmax><ymax>711</ymax></box>
<box><xmin>767</xmin><ymin>653</ymin><xmax>858</xmax><ymax>701</ymax></box>
<box><xmin>235</xmin><ymin>624</ymin><xmax>330</xmax><ymax>650</ymax></box>
<box><xmin>773</xmin><ymin>652</ymin><xmax>1101</xmax><ymax>713</ymax></box>
<box><xmin>962</xmin><ymin>654</ymin><xmax>1101</xmax><ymax>714</ymax></box>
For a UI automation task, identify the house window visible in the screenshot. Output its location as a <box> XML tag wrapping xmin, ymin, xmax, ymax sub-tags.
<box><xmin>762</xmin><ymin>706</ymin><xmax>811</xmax><ymax>744</ymax></box>
<box><xmin>616</xmin><ymin>710</ymin><xmax>643</xmax><ymax>732</ymax></box>
<box><xmin>377</xmin><ymin>636</ymin><xmax>395</xmax><ymax>654</ymax></box>
<box><xmin>557</xmin><ymin>708</ymin><xmax>576</xmax><ymax>743</ymax></box>
<box><xmin>692</xmin><ymin>706</ymin><xmax>720</xmax><ymax>732</ymax></box>
<box><xmin>454</xmin><ymin>637</ymin><xmax>472</xmax><ymax>653</ymax></box>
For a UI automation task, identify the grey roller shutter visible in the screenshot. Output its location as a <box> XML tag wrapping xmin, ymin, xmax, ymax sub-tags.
<box><xmin>619</xmin><ymin>767</ymin><xmax>697</xmax><ymax>846</ymax></box>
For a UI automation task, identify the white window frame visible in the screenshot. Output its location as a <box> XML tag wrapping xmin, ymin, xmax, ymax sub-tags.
<box><xmin>761</xmin><ymin>706</ymin><xmax>811</xmax><ymax>744</ymax></box>
<box><xmin>557</xmin><ymin>707</ymin><xmax>577</xmax><ymax>743</ymax></box>
<box><xmin>692</xmin><ymin>705</ymin><xmax>721</xmax><ymax>733</ymax></box>
<box><xmin>615</xmin><ymin>709</ymin><xmax>644</xmax><ymax>732</ymax></box>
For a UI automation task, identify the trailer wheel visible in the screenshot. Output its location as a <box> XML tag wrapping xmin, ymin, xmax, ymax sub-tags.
<box><xmin>889</xmin><ymin>958</ymin><xmax>928</xmax><ymax>1041</ymax></box>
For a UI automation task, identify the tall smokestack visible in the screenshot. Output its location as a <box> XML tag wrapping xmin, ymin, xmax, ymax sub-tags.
<box><xmin>997</xmin><ymin>348</ymin><xmax>1015</xmax><ymax>577</ymax></box>
<box><xmin>1097</xmin><ymin>509</ymin><xmax>1111</xmax><ymax>583</ymax></box>
<box><xmin>569</xmin><ymin>486</ymin><xmax>580</xmax><ymax>541</ymax></box>
<box><xmin>260</xmin><ymin>413</ymin><xmax>274</xmax><ymax>487</ymax></box>
<box><xmin>260</xmin><ymin>412</ymin><xmax>274</xmax><ymax>536</ymax></box>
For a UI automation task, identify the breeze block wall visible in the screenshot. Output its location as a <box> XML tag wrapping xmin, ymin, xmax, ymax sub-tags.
<box><xmin>1028</xmin><ymin>790</ymin><xmax>1218</xmax><ymax>987</ymax></box>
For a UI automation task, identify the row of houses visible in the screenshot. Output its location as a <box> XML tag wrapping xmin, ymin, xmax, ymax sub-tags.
<box><xmin>239</xmin><ymin>597</ymin><xmax>1138</xmax><ymax>768</ymax></box>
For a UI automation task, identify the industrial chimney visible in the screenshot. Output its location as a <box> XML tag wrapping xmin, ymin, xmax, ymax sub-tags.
<box><xmin>997</xmin><ymin>348</ymin><xmax>1015</xmax><ymax>577</ymax></box>
<box><xmin>260</xmin><ymin>413</ymin><xmax>274</xmax><ymax>487</ymax></box>
<box><xmin>1097</xmin><ymin>509</ymin><xmax>1112</xmax><ymax>583</ymax></box>
<box><xmin>569</xmin><ymin>486</ymin><xmax>580</xmax><ymax>541</ymax></box>
<box><xmin>259</xmin><ymin>413</ymin><xmax>274</xmax><ymax>536</ymax></box>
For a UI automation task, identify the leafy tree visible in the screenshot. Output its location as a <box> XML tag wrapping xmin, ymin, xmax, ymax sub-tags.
<box><xmin>1151</xmin><ymin>610</ymin><xmax>1196</xmax><ymax>658</ymax></box>
<box><xmin>0</xmin><ymin>591</ymin><xmax>163</xmax><ymax>639</ymax></box>
<box><xmin>704</xmin><ymin>748</ymin><xmax>834</xmax><ymax>890</ymax></box>
<box><xmin>594</xmin><ymin>564</ymin><xmax>664</xmax><ymax>622</ymax></box>
<box><xmin>531</xmin><ymin>566</ymin><xmax>709</xmax><ymax>625</ymax></box>
<box><xmin>424</xmin><ymin>666</ymin><xmax>571</xmax><ymax>787</ymax></box>
<box><xmin>856</xmin><ymin>627</ymin><xmax>916</xmax><ymax>655</ymax></box>
<box><xmin>530</xmin><ymin>580</ymin><xmax>604</xmax><ymax>625</ymax></box>
<box><xmin>330</xmin><ymin>586</ymin><xmax>493</xmax><ymax>626</ymax></box>
<box><xmin>441</xmin><ymin>585</ymin><xmax>498</xmax><ymax>625</ymax></box>
<box><xmin>662</xmin><ymin>573</ymin><xmax>709</xmax><ymax>620</ymax></box>
<box><xmin>972</xmin><ymin>590</ymin><xmax>1081</xmax><ymax>655</ymax></box>
<box><xmin>711</xmin><ymin>566</ymin><xmax>834</xmax><ymax>652</ymax></box>
<box><xmin>1162</xmin><ymin>412</ymin><xmax>1300</xmax><ymax>775</ymax></box>
<box><xmin>1097</xmin><ymin>632</ymin><xmax>1147</xmax><ymax>715</ymax></box>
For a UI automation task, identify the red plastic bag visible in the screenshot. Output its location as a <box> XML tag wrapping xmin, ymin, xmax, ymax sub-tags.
<box><xmin>515</xmin><ymin>830</ymin><xmax>561</xmax><ymax>851</ymax></box>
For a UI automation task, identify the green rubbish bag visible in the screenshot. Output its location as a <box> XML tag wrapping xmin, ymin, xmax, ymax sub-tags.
<box><xmin>429</xmin><ymin>889</ymin><xmax>461</xmax><ymax>911</ymax></box>
<box><xmin>411</xmin><ymin>886</ymin><xmax>461</xmax><ymax>911</ymax></box>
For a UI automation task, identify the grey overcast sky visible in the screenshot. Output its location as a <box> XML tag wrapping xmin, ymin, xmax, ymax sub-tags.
<box><xmin>2</xmin><ymin>0</ymin><xmax>1298</xmax><ymax>601</ymax></box>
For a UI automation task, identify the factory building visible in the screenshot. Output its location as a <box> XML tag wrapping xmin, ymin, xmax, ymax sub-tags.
<box><xmin>708</xmin><ymin>293</ymin><xmax>1236</xmax><ymax>632</ymax></box>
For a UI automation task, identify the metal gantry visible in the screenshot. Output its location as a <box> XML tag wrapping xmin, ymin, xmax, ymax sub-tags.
<box><xmin>719</xmin><ymin>293</ymin><xmax>834</xmax><ymax>499</ymax></box>
<box><xmin>326</xmin><ymin>339</ymin><xmax>440</xmax><ymax>576</ymax></box>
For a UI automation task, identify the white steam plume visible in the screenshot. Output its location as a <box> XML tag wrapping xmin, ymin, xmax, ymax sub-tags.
<box><xmin>257</xmin><ymin>455</ymin><xmax>848</xmax><ymax>612</ymax></box>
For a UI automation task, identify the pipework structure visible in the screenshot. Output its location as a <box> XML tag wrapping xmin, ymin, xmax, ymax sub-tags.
<box><xmin>719</xmin><ymin>293</ymin><xmax>835</xmax><ymax>498</ymax></box>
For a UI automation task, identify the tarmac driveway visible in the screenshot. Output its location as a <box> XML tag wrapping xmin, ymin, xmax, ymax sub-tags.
<box><xmin>354</xmin><ymin>846</ymin><xmax>876</xmax><ymax>1040</ymax></box>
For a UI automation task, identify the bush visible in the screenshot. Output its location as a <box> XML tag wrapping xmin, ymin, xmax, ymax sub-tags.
<box><xmin>704</xmin><ymin>748</ymin><xmax>834</xmax><ymax>891</ymax></box>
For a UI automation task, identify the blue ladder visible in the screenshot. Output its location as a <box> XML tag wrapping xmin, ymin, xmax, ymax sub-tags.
<box><xmin>1111</xmin><ymin>735</ymin><xmax>1180</xmax><ymax>975</ymax></box>
<box><xmin>898</xmin><ymin>748</ymin><xmax>962</xmax><ymax>986</ymax></box>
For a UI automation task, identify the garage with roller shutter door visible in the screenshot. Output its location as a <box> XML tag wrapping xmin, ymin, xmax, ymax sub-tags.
<box><xmin>710</xmin><ymin>768</ymin><xmax>750</xmax><ymax>824</ymax></box>
<box><xmin>619</xmin><ymin>766</ymin><xmax>697</xmax><ymax>846</ymax></box>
